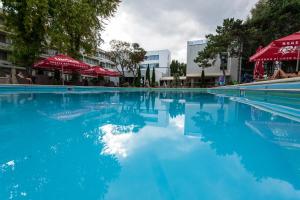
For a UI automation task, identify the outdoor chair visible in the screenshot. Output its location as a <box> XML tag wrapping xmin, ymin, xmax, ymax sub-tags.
<box><xmin>16</xmin><ymin>74</ymin><xmax>32</xmax><ymax>84</ymax></box>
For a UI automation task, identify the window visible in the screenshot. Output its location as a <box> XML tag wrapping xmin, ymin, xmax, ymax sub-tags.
<box><xmin>0</xmin><ymin>50</ymin><xmax>8</xmax><ymax>60</ymax></box>
<box><xmin>0</xmin><ymin>33</ymin><xmax>6</xmax><ymax>44</ymax></box>
<box><xmin>220</xmin><ymin>53</ymin><xmax>228</xmax><ymax>70</ymax></box>
<box><xmin>140</xmin><ymin>63</ymin><xmax>159</xmax><ymax>68</ymax></box>
<box><xmin>145</xmin><ymin>55</ymin><xmax>159</xmax><ymax>61</ymax></box>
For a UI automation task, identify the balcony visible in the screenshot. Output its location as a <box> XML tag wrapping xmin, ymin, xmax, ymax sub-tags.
<box><xmin>0</xmin><ymin>41</ymin><xmax>12</xmax><ymax>51</ymax></box>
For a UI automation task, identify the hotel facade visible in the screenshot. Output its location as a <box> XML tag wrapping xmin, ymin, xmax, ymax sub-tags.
<box><xmin>186</xmin><ymin>40</ymin><xmax>239</xmax><ymax>87</ymax></box>
<box><xmin>122</xmin><ymin>49</ymin><xmax>171</xmax><ymax>85</ymax></box>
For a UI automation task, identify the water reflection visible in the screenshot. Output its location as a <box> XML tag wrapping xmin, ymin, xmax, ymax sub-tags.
<box><xmin>0</xmin><ymin>91</ymin><xmax>300</xmax><ymax>199</ymax></box>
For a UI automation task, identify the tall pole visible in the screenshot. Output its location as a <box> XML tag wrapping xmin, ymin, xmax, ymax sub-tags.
<box><xmin>238</xmin><ymin>42</ymin><xmax>244</xmax><ymax>83</ymax></box>
<box><xmin>62</xmin><ymin>65</ymin><xmax>64</xmax><ymax>85</ymax></box>
<box><xmin>296</xmin><ymin>46</ymin><xmax>300</xmax><ymax>72</ymax></box>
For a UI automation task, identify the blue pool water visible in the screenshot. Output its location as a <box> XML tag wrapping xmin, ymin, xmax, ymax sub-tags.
<box><xmin>1</xmin><ymin>91</ymin><xmax>300</xmax><ymax>200</ymax></box>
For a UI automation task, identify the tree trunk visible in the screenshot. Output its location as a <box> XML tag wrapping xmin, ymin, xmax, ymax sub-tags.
<box><xmin>237</xmin><ymin>42</ymin><xmax>244</xmax><ymax>83</ymax></box>
<box><xmin>201</xmin><ymin>67</ymin><xmax>205</xmax><ymax>88</ymax></box>
<box><xmin>222</xmin><ymin>67</ymin><xmax>226</xmax><ymax>85</ymax></box>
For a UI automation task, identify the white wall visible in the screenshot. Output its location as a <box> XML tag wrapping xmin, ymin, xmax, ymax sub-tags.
<box><xmin>187</xmin><ymin>40</ymin><xmax>207</xmax><ymax>75</ymax></box>
<box><xmin>186</xmin><ymin>40</ymin><xmax>239</xmax><ymax>81</ymax></box>
<box><xmin>121</xmin><ymin>49</ymin><xmax>171</xmax><ymax>83</ymax></box>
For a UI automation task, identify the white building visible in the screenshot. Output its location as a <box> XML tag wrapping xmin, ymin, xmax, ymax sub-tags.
<box><xmin>186</xmin><ymin>40</ymin><xmax>239</xmax><ymax>87</ymax></box>
<box><xmin>122</xmin><ymin>49</ymin><xmax>171</xmax><ymax>85</ymax></box>
<box><xmin>140</xmin><ymin>50</ymin><xmax>171</xmax><ymax>80</ymax></box>
<box><xmin>82</xmin><ymin>49</ymin><xmax>119</xmax><ymax>86</ymax></box>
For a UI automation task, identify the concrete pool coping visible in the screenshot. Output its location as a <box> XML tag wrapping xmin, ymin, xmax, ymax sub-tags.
<box><xmin>0</xmin><ymin>76</ymin><xmax>300</xmax><ymax>93</ymax></box>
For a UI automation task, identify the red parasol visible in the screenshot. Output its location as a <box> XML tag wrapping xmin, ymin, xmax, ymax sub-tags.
<box><xmin>104</xmin><ymin>68</ymin><xmax>121</xmax><ymax>77</ymax></box>
<box><xmin>273</xmin><ymin>32</ymin><xmax>300</xmax><ymax>47</ymax></box>
<box><xmin>81</xmin><ymin>66</ymin><xmax>110</xmax><ymax>77</ymax></box>
<box><xmin>34</xmin><ymin>54</ymin><xmax>90</xmax><ymax>71</ymax></box>
<box><xmin>250</xmin><ymin>32</ymin><xmax>300</xmax><ymax>62</ymax></box>
<box><xmin>253</xmin><ymin>46</ymin><xmax>265</xmax><ymax>80</ymax></box>
<box><xmin>81</xmin><ymin>66</ymin><xmax>121</xmax><ymax>77</ymax></box>
<box><xmin>34</xmin><ymin>54</ymin><xmax>90</xmax><ymax>85</ymax></box>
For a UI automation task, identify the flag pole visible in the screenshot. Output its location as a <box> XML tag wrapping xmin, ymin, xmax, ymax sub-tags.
<box><xmin>62</xmin><ymin>65</ymin><xmax>65</xmax><ymax>85</ymax></box>
<box><xmin>296</xmin><ymin>46</ymin><xmax>300</xmax><ymax>72</ymax></box>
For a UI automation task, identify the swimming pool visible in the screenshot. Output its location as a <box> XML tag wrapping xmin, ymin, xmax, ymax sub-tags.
<box><xmin>1</xmin><ymin>90</ymin><xmax>300</xmax><ymax>200</ymax></box>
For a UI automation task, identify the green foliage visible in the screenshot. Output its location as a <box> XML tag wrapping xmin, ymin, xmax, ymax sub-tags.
<box><xmin>170</xmin><ymin>60</ymin><xmax>186</xmax><ymax>76</ymax></box>
<box><xmin>201</xmin><ymin>70</ymin><xmax>205</xmax><ymax>88</ymax></box>
<box><xmin>109</xmin><ymin>40</ymin><xmax>146</xmax><ymax>83</ymax></box>
<box><xmin>109</xmin><ymin>40</ymin><xmax>131</xmax><ymax>77</ymax></box>
<box><xmin>248</xmin><ymin>0</ymin><xmax>300</xmax><ymax>46</ymax></box>
<box><xmin>49</xmin><ymin>0</ymin><xmax>120</xmax><ymax>59</ymax></box>
<box><xmin>146</xmin><ymin>65</ymin><xmax>150</xmax><ymax>82</ymax></box>
<box><xmin>129</xmin><ymin>43</ymin><xmax>146</xmax><ymax>81</ymax></box>
<box><xmin>151</xmin><ymin>67</ymin><xmax>156</xmax><ymax>87</ymax></box>
<box><xmin>134</xmin><ymin>66</ymin><xmax>142</xmax><ymax>87</ymax></box>
<box><xmin>195</xmin><ymin>0</ymin><xmax>300</xmax><ymax>83</ymax></box>
<box><xmin>2</xmin><ymin>0</ymin><xmax>120</xmax><ymax>71</ymax></box>
<box><xmin>2</xmin><ymin>0</ymin><xmax>49</xmax><ymax>71</ymax></box>
<box><xmin>172</xmin><ymin>73</ymin><xmax>180</xmax><ymax>87</ymax></box>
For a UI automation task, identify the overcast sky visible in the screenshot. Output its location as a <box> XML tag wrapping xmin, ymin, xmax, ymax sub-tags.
<box><xmin>101</xmin><ymin>0</ymin><xmax>259</xmax><ymax>62</ymax></box>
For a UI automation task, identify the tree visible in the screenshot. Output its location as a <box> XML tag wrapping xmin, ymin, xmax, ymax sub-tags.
<box><xmin>2</xmin><ymin>0</ymin><xmax>120</xmax><ymax>71</ymax></box>
<box><xmin>49</xmin><ymin>0</ymin><xmax>120</xmax><ymax>59</ymax></box>
<box><xmin>170</xmin><ymin>60</ymin><xmax>186</xmax><ymax>76</ymax></box>
<box><xmin>128</xmin><ymin>43</ymin><xmax>146</xmax><ymax>84</ymax></box>
<box><xmin>194</xmin><ymin>17</ymin><xmax>257</xmax><ymax>84</ymax></box>
<box><xmin>146</xmin><ymin>65</ymin><xmax>150</xmax><ymax>83</ymax></box>
<box><xmin>109</xmin><ymin>40</ymin><xmax>146</xmax><ymax>85</ymax></box>
<box><xmin>134</xmin><ymin>66</ymin><xmax>142</xmax><ymax>87</ymax></box>
<box><xmin>195</xmin><ymin>0</ymin><xmax>300</xmax><ymax>84</ymax></box>
<box><xmin>109</xmin><ymin>40</ymin><xmax>132</xmax><ymax>82</ymax></box>
<box><xmin>151</xmin><ymin>67</ymin><xmax>156</xmax><ymax>87</ymax></box>
<box><xmin>2</xmin><ymin>0</ymin><xmax>49</xmax><ymax>72</ymax></box>
<box><xmin>248</xmin><ymin>0</ymin><xmax>300</xmax><ymax>46</ymax></box>
<box><xmin>194</xmin><ymin>49</ymin><xmax>212</xmax><ymax>88</ymax></box>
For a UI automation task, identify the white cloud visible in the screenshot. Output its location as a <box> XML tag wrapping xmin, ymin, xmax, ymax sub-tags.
<box><xmin>102</xmin><ymin>0</ymin><xmax>257</xmax><ymax>62</ymax></box>
<box><xmin>101</xmin><ymin>0</ymin><xmax>259</xmax><ymax>62</ymax></box>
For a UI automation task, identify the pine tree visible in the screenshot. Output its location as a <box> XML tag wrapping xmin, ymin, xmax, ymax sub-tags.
<box><xmin>146</xmin><ymin>65</ymin><xmax>150</xmax><ymax>82</ymax></box>
<box><xmin>151</xmin><ymin>67</ymin><xmax>156</xmax><ymax>87</ymax></box>
<box><xmin>136</xmin><ymin>66</ymin><xmax>141</xmax><ymax>87</ymax></box>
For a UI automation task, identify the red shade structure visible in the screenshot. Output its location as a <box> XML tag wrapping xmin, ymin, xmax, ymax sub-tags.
<box><xmin>81</xmin><ymin>66</ymin><xmax>110</xmax><ymax>77</ymax></box>
<box><xmin>250</xmin><ymin>43</ymin><xmax>299</xmax><ymax>62</ymax></box>
<box><xmin>81</xmin><ymin>66</ymin><xmax>121</xmax><ymax>77</ymax></box>
<box><xmin>253</xmin><ymin>61</ymin><xmax>265</xmax><ymax>80</ymax></box>
<box><xmin>34</xmin><ymin>54</ymin><xmax>90</xmax><ymax>71</ymax></box>
<box><xmin>34</xmin><ymin>54</ymin><xmax>90</xmax><ymax>85</ymax></box>
<box><xmin>250</xmin><ymin>32</ymin><xmax>300</xmax><ymax>71</ymax></box>
<box><xmin>104</xmin><ymin>68</ymin><xmax>121</xmax><ymax>77</ymax></box>
<box><xmin>253</xmin><ymin>46</ymin><xmax>265</xmax><ymax>80</ymax></box>
<box><xmin>273</xmin><ymin>32</ymin><xmax>300</xmax><ymax>47</ymax></box>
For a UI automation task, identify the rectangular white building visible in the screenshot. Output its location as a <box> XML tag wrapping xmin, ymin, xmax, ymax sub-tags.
<box><xmin>122</xmin><ymin>49</ymin><xmax>171</xmax><ymax>85</ymax></box>
<box><xmin>186</xmin><ymin>40</ymin><xmax>239</xmax><ymax>87</ymax></box>
<box><xmin>140</xmin><ymin>50</ymin><xmax>171</xmax><ymax>81</ymax></box>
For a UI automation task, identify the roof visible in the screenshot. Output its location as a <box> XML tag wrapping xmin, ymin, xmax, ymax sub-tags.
<box><xmin>186</xmin><ymin>73</ymin><xmax>230</xmax><ymax>78</ymax></box>
<box><xmin>160</xmin><ymin>76</ymin><xmax>187</xmax><ymax>81</ymax></box>
<box><xmin>187</xmin><ymin>40</ymin><xmax>207</xmax><ymax>46</ymax></box>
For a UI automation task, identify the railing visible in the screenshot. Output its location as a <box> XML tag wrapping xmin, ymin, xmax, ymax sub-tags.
<box><xmin>0</xmin><ymin>41</ymin><xmax>11</xmax><ymax>50</ymax></box>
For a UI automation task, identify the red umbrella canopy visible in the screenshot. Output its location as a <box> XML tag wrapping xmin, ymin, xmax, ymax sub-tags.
<box><xmin>104</xmin><ymin>68</ymin><xmax>121</xmax><ymax>77</ymax></box>
<box><xmin>81</xmin><ymin>66</ymin><xmax>110</xmax><ymax>77</ymax></box>
<box><xmin>250</xmin><ymin>32</ymin><xmax>300</xmax><ymax>62</ymax></box>
<box><xmin>273</xmin><ymin>32</ymin><xmax>300</xmax><ymax>47</ymax></box>
<box><xmin>253</xmin><ymin>46</ymin><xmax>265</xmax><ymax>79</ymax></box>
<box><xmin>253</xmin><ymin>61</ymin><xmax>264</xmax><ymax>80</ymax></box>
<box><xmin>34</xmin><ymin>54</ymin><xmax>90</xmax><ymax>71</ymax></box>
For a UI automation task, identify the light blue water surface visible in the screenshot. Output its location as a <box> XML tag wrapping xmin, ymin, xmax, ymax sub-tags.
<box><xmin>0</xmin><ymin>91</ymin><xmax>300</xmax><ymax>200</ymax></box>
